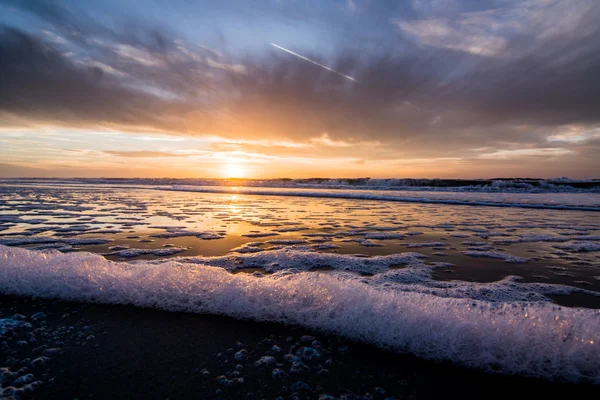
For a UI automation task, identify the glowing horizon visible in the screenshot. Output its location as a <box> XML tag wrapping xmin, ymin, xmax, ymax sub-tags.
<box><xmin>0</xmin><ymin>127</ymin><xmax>596</xmax><ymax>179</ymax></box>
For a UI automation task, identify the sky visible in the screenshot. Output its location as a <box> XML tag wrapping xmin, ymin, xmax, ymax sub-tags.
<box><xmin>0</xmin><ymin>0</ymin><xmax>599</xmax><ymax>179</ymax></box>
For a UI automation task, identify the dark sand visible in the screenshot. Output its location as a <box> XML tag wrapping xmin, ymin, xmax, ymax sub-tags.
<box><xmin>1</xmin><ymin>296</ymin><xmax>598</xmax><ymax>400</ymax></box>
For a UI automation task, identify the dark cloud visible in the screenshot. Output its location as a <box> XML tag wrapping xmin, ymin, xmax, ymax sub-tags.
<box><xmin>0</xmin><ymin>26</ymin><xmax>194</xmax><ymax>132</ymax></box>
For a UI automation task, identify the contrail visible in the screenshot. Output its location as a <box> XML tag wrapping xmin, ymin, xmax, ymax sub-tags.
<box><xmin>271</xmin><ymin>43</ymin><xmax>357</xmax><ymax>82</ymax></box>
<box><xmin>404</xmin><ymin>101</ymin><xmax>421</xmax><ymax>111</ymax></box>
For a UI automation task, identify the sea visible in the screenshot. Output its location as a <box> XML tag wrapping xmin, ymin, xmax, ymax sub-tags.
<box><xmin>0</xmin><ymin>178</ymin><xmax>599</xmax><ymax>393</ymax></box>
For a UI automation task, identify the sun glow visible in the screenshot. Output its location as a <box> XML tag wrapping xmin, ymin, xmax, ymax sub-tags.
<box><xmin>223</xmin><ymin>164</ymin><xmax>245</xmax><ymax>178</ymax></box>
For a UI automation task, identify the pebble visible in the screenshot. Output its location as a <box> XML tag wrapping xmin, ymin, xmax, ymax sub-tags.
<box><xmin>42</xmin><ymin>348</ymin><xmax>62</xmax><ymax>358</ymax></box>
<box><xmin>12</xmin><ymin>373</ymin><xmax>35</xmax><ymax>386</ymax></box>
<box><xmin>271</xmin><ymin>368</ymin><xmax>287</xmax><ymax>379</ymax></box>
<box><xmin>216</xmin><ymin>375</ymin><xmax>233</xmax><ymax>387</ymax></box>
<box><xmin>299</xmin><ymin>335</ymin><xmax>314</xmax><ymax>343</ymax></box>
<box><xmin>297</xmin><ymin>346</ymin><xmax>321</xmax><ymax>360</ymax></box>
<box><xmin>290</xmin><ymin>380</ymin><xmax>311</xmax><ymax>392</ymax></box>
<box><xmin>31</xmin><ymin>312</ymin><xmax>47</xmax><ymax>321</ymax></box>
<box><xmin>290</xmin><ymin>360</ymin><xmax>310</xmax><ymax>374</ymax></box>
<box><xmin>374</xmin><ymin>387</ymin><xmax>386</xmax><ymax>395</ymax></box>
<box><xmin>234</xmin><ymin>349</ymin><xmax>248</xmax><ymax>360</ymax></box>
<box><xmin>254</xmin><ymin>356</ymin><xmax>276</xmax><ymax>368</ymax></box>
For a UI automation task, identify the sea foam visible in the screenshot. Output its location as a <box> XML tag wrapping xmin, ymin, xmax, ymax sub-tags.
<box><xmin>0</xmin><ymin>245</ymin><xmax>598</xmax><ymax>383</ymax></box>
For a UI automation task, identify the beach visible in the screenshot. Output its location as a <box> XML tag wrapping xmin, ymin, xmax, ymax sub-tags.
<box><xmin>1</xmin><ymin>180</ymin><xmax>599</xmax><ymax>398</ymax></box>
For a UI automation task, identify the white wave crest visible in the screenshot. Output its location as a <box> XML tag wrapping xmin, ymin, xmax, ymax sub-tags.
<box><xmin>0</xmin><ymin>245</ymin><xmax>598</xmax><ymax>383</ymax></box>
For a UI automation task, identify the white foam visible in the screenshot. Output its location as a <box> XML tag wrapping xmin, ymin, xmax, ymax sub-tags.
<box><xmin>150</xmin><ymin>228</ymin><xmax>224</xmax><ymax>240</ymax></box>
<box><xmin>364</xmin><ymin>233</ymin><xmax>405</xmax><ymax>240</ymax></box>
<box><xmin>267</xmin><ymin>239</ymin><xmax>309</xmax><ymax>245</ymax></box>
<box><xmin>369</xmin><ymin>226</ymin><xmax>403</xmax><ymax>231</ymax></box>
<box><xmin>555</xmin><ymin>242</ymin><xmax>600</xmax><ymax>252</ymax></box>
<box><xmin>463</xmin><ymin>241</ymin><xmax>487</xmax><ymax>246</ymax></box>
<box><xmin>463</xmin><ymin>251</ymin><xmax>529</xmax><ymax>263</ymax></box>
<box><xmin>467</xmin><ymin>245</ymin><xmax>495</xmax><ymax>251</ymax></box>
<box><xmin>232</xmin><ymin>243</ymin><xmax>265</xmax><ymax>253</ymax></box>
<box><xmin>28</xmin><ymin>243</ymin><xmax>74</xmax><ymax>252</ymax></box>
<box><xmin>105</xmin><ymin>247</ymin><xmax>188</xmax><ymax>258</ymax></box>
<box><xmin>406</xmin><ymin>241</ymin><xmax>448</xmax><ymax>248</ymax></box>
<box><xmin>571</xmin><ymin>236</ymin><xmax>600</xmax><ymax>241</ymax></box>
<box><xmin>0</xmin><ymin>245</ymin><xmax>598</xmax><ymax>383</ymax></box>
<box><xmin>0</xmin><ymin>237</ymin><xmax>112</xmax><ymax>246</ymax></box>
<box><xmin>242</xmin><ymin>232</ymin><xmax>279</xmax><ymax>238</ymax></box>
<box><xmin>356</xmin><ymin>239</ymin><xmax>383</xmax><ymax>247</ymax></box>
<box><xmin>187</xmin><ymin>248</ymin><xmax>426</xmax><ymax>274</ymax></box>
<box><xmin>275</xmin><ymin>226</ymin><xmax>309</xmax><ymax>233</ymax></box>
<box><xmin>494</xmin><ymin>235</ymin><xmax>571</xmax><ymax>244</ymax></box>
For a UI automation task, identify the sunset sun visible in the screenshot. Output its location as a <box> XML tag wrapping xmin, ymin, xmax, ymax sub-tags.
<box><xmin>223</xmin><ymin>164</ymin><xmax>245</xmax><ymax>178</ymax></box>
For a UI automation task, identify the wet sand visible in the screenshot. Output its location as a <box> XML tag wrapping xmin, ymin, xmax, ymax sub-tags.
<box><xmin>1</xmin><ymin>296</ymin><xmax>598</xmax><ymax>400</ymax></box>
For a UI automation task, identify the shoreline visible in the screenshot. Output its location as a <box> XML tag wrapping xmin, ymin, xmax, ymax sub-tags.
<box><xmin>1</xmin><ymin>295</ymin><xmax>598</xmax><ymax>399</ymax></box>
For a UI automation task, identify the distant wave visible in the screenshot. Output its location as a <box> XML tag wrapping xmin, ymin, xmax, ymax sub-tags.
<box><xmin>2</xmin><ymin>177</ymin><xmax>600</xmax><ymax>193</ymax></box>
<box><xmin>2</xmin><ymin>179</ymin><xmax>599</xmax><ymax>210</ymax></box>
<box><xmin>164</xmin><ymin>186</ymin><xmax>600</xmax><ymax>211</ymax></box>
<box><xmin>1</xmin><ymin>245</ymin><xmax>598</xmax><ymax>383</ymax></box>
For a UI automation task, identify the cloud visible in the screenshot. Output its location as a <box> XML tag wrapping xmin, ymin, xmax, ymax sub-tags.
<box><xmin>0</xmin><ymin>0</ymin><xmax>599</xmax><ymax>177</ymax></box>
<box><xmin>394</xmin><ymin>15</ymin><xmax>507</xmax><ymax>56</ymax></box>
<box><xmin>0</xmin><ymin>26</ymin><xmax>194</xmax><ymax>133</ymax></box>
<box><xmin>113</xmin><ymin>44</ymin><xmax>165</xmax><ymax>67</ymax></box>
<box><xmin>547</xmin><ymin>125</ymin><xmax>600</xmax><ymax>143</ymax></box>
<box><xmin>309</xmin><ymin>133</ymin><xmax>379</xmax><ymax>148</ymax></box>
<box><xmin>477</xmin><ymin>148</ymin><xmax>574</xmax><ymax>160</ymax></box>
<box><xmin>103</xmin><ymin>150</ymin><xmax>183</xmax><ymax>158</ymax></box>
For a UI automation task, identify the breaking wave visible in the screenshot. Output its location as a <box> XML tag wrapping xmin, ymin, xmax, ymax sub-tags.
<box><xmin>1</xmin><ymin>245</ymin><xmax>598</xmax><ymax>383</ymax></box>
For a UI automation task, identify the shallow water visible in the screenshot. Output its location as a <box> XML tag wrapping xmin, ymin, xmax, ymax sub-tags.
<box><xmin>1</xmin><ymin>182</ymin><xmax>599</xmax><ymax>382</ymax></box>
<box><xmin>1</xmin><ymin>184</ymin><xmax>598</xmax><ymax>291</ymax></box>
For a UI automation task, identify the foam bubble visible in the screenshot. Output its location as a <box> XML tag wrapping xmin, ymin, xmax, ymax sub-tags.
<box><xmin>463</xmin><ymin>251</ymin><xmax>529</xmax><ymax>263</ymax></box>
<box><xmin>150</xmin><ymin>228</ymin><xmax>224</xmax><ymax>240</ymax></box>
<box><xmin>105</xmin><ymin>247</ymin><xmax>188</xmax><ymax>258</ymax></box>
<box><xmin>555</xmin><ymin>242</ymin><xmax>600</xmax><ymax>252</ymax></box>
<box><xmin>364</xmin><ymin>233</ymin><xmax>405</xmax><ymax>240</ymax></box>
<box><xmin>0</xmin><ymin>237</ymin><xmax>113</xmax><ymax>246</ymax></box>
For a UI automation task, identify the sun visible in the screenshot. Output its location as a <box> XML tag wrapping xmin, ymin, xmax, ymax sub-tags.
<box><xmin>223</xmin><ymin>164</ymin><xmax>245</xmax><ymax>178</ymax></box>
